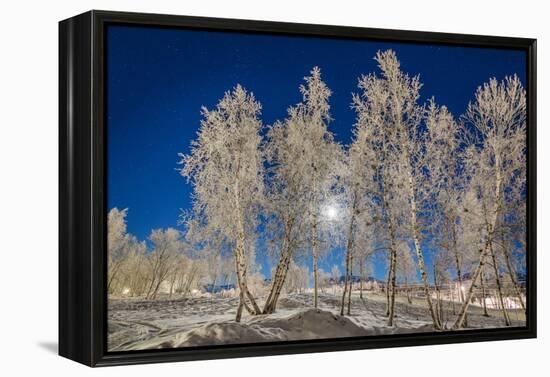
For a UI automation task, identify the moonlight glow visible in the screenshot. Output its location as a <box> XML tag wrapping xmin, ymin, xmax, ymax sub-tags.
<box><xmin>323</xmin><ymin>205</ymin><xmax>339</xmax><ymax>220</ymax></box>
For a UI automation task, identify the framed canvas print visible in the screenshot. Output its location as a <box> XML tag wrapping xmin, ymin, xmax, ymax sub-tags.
<box><xmin>59</xmin><ymin>10</ymin><xmax>536</xmax><ymax>367</ymax></box>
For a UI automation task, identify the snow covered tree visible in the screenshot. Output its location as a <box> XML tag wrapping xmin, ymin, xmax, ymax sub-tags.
<box><xmin>453</xmin><ymin>75</ymin><xmax>526</xmax><ymax>329</ymax></box>
<box><xmin>284</xmin><ymin>261</ymin><xmax>310</xmax><ymax>294</ymax></box>
<box><xmin>338</xmin><ymin>143</ymin><xmax>375</xmax><ymax>316</ymax></box>
<box><xmin>352</xmin><ymin>221</ymin><xmax>377</xmax><ymax>299</ymax></box>
<box><xmin>145</xmin><ymin>228</ymin><xmax>183</xmax><ymax>299</ymax></box>
<box><xmin>396</xmin><ymin>241</ymin><xmax>416</xmax><ymax>305</ymax></box>
<box><xmin>317</xmin><ymin>268</ymin><xmax>332</xmax><ymax>294</ymax></box>
<box><xmin>107</xmin><ymin>207</ymin><xmax>130</xmax><ymax>292</ymax></box>
<box><xmin>295</xmin><ymin>67</ymin><xmax>341</xmax><ymax>309</ymax></box>
<box><xmin>424</xmin><ymin>100</ymin><xmax>472</xmax><ymax>324</ymax></box>
<box><xmin>493</xmin><ymin>131</ymin><xmax>527</xmax><ymax>312</ymax></box>
<box><xmin>180</xmin><ymin>85</ymin><xmax>265</xmax><ymax>321</ymax></box>
<box><xmin>330</xmin><ymin>264</ymin><xmax>342</xmax><ymax>295</ymax></box>
<box><xmin>107</xmin><ymin>208</ymin><xmax>146</xmax><ymax>295</ymax></box>
<box><xmin>262</xmin><ymin>68</ymin><xmax>343</xmax><ymax>314</ymax></box>
<box><xmin>262</xmin><ymin>108</ymin><xmax>310</xmax><ymax>313</ymax></box>
<box><xmin>352</xmin><ymin>50</ymin><xmax>424</xmax><ymax>326</ymax></box>
<box><xmin>373</xmin><ymin>50</ymin><xmax>441</xmax><ymax>329</ymax></box>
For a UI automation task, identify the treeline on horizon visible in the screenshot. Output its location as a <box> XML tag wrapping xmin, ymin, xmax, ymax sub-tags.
<box><xmin>108</xmin><ymin>49</ymin><xmax>526</xmax><ymax>330</ymax></box>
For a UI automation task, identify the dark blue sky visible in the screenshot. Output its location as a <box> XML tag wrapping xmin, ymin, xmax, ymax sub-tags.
<box><xmin>106</xmin><ymin>24</ymin><xmax>526</xmax><ymax>280</ymax></box>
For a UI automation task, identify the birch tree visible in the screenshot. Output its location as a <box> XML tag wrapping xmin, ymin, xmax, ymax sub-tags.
<box><xmin>353</xmin><ymin>224</ymin><xmax>377</xmax><ymax>300</ymax></box>
<box><xmin>495</xmin><ymin>149</ymin><xmax>527</xmax><ymax>312</ymax></box>
<box><xmin>352</xmin><ymin>71</ymin><xmax>395</xmax><ymax>317</ymax></box>
<box><xmin>297</xmin><ymin>67</ymin><xmax>341</xmax><ymax>309</ymax></box>
<box><xmin>107</xmin><ymin>207</ymin><xmax>130</xmax><ymax>293</ymax></box>
<box><xmin>338</xmin><ymin>144</ymin><xmax>374</xmax><ymax>316</ymax></box>
<box><xmin>180</xmin><ymin>85</ymin><xmax>265</xmax><ymax>321</ymax></box>
<box><xmin>263</xmin><ymin>68</ymin><xmax>343</xmax><ymax>314</ymax></box>
<box><xmin>145</xmin><ymin>228</ymin><xmax>183</xmax><ymax>299</ymax></box>
<box><xmin>262</xmin><ymin>104</ymin><xmax>311</xmax><ymax>314</ymax></box>
<box><xmin>269</xmin><ymin>67</ymin><xmax>341</xmax><ymax>308</ymax></box>
<box><xmin>317</xmin><ymin>268</ymin><xmax>332</xmax><ymax>294</ymax></box>
<box><xmin>331</xmin><ymin>265</ymin><xmax>341</xmax><ymax>295</ymax></box>
<box><xmin>396</xmin><ymin>242</ymin><xmax>416</xmax><ymax>305</ymax></box>
<box><xmin>453</xmin><ymin>75</ymin><xmax>526</xmax><ymax>329</ymax></box>
<box><xmin>107</xmin><ymin>208</ymin><xmax>145</xmax><ymax>295</ymax></box>
<box><xmin>377</xmin><ymin>51</ymin><xmax>442</xmax><ymax>329</ymax></box>
<box><xmin>425</xmin><ymin>100</ymin><xmax>472</xmax><ymax>325</ymax></box>
<box><xmin>352</xmin><ymin>50</ymin><xmax>430</xmax><ymax>327</ymax></box>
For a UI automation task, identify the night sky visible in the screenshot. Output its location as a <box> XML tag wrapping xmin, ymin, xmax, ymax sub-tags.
<box><xmin>106</xmin><ymin>24</ymin><xmax>526</xmax><ymax>280</ymax></box>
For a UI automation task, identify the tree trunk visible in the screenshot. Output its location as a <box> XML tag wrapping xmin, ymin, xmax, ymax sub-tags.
<box><xmin>488</xmin><ymin>241</ymin><xmax>511</xmax><ymax>326</ymax></box>
<box><xmin>232</xmin><ymin>178</ymin><xmax>261</xmax><ymax>320</ymax></box>
<box><xmin>385</xmin><ymin>254</ymin><xmax>392</xmax><ymax>317</ymax></box>
<box><xmin>406</xmin><ymin>165</ymin><xmax>441</xmax><ymax>330</ymax></box>
<box><xmin>210</xmin><ymin>275</ymin><xmax>217</xmax><ymax>307</ymax></box>
<box><xmin>433</xmin><ymin>263</ymin><xmax>445</xmax><ymax>327</ymax></box>
<box><xmin>480</xmin><ymin>269</ymin><xmax>489</xmax><ymax>317</ymax></box>
<box><xmin>453</xmin><ymin>152</ymin><xmax>504</xmax><ymax>329</ymax></box>
<box><xmin>340</xmin><ymin>230</ymin><xmax>352</xmax><ymax>316</ymax></box>
<box><xmin>387</xmin><ymin>243</ymin><xmax>397</xmax><ymax>326</ymax></box>
<box><xmin>385</xmin><ymin>215</ymin><xmax>398</xmax><ymax>325</ymax></box>
<box><xmin>382</xmin><ymin>185</ymin><xmax>397</xmax><ymax>322</ymax></box>
<box><xmin>312</xmin><ymin>219</ymin><xmax>319</xmax><ymax>308</ymax></box>
<box><xmin>107</xmin><ymin>260</ymin><xmax>123</xmax><ymax>294</ymax></box>
<box><xmin>145</xmin><ymin>275</ymin><xmax>157</xmax><ymax>300</ymax></box>
<box><xmin>450</xmin><ymin>282</ymin><xmax>455</xmax><ymax>315</ymax></box>
<box><xmin>263</xmin><ymin>240</ymin><xmax>292</xmax><ymax>314</ymax></box>
<box><xmin>235</xmin><ymin>288</ymin><xmax>245</xmax><ymax>322</ymax></box>
<box><xmin>182</xmin><ymin>265</ymin><xmax>198</xmax><ymax>298</ymax></box>
<box><xmin>341</xmin><ymin>193</ymin><xmax>357</xmax><ymax>316</ymax></box>
<box><xmin>233</xmin><ymin>229</ymin><xmax>261</xmax><ymax>321</ymax></box>
<box><xmin>452</xmin><ymin>242</ymin><xmax>489</xmax><ymax>329</ymax></box>
<box><xmin>360</xmin><ymin>262</ymin><xmax>364</xmax><ymax>300</ymax></box>
<box><xmin>169</xmin><ymin>276</ymin><xmax>176</xmax><ymax>299</ymax></box>
<box><xmin>502</xmin><ymin>243</ymin><xmax>525</xmax><ymax>311</ymax></box>
<box><xmin>234</xmin><ymin>249</ymin><xmax>247</xmax><ymax>322</ymax></box>
<box><xmin>405</xmin><ymin>276</ymin><xmax>412</xmax><ymax>305</ymax></box>
<box><xmin>452</xmin><ymin>226</ymin><xmax>468</xmax><ymax>326</ymax></box>
<box><xmin>347</xmin><ymin>250</ymin><xmax>353</xmax><ymax>315</ymax></box>
<box><xmin>433</xmin><ymin>264</ymin><xmax>439</xmax><ymax>325</ymax></box>
<box><xmin>150</xmin><ymin>277</ymin><xmax>164</xmax><ymax>300</ymax></box>
<box><xmin>265</xmin><ymin>253</ymin><xmax>291</xmax><ymax>313</ymax></box>
<box><xmin>263</xmin><ymin>216</ymin><xmax>297</xmax><ymax>315</ymax></box>
<box><xmin>232</xmin><ymin>184</ymin><xmax>261</xmax><ymax>320</ymax></box>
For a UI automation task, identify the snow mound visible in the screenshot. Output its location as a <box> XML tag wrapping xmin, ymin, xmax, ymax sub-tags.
<box><xmin>174</xmin><ymin>322</ymin><xmax>270</xmax><ymax>346</ymax></box>
<box><xmin>171</xmin><ymin>309</ymin><xmax>370</xmax><ymax>347</ymax></box>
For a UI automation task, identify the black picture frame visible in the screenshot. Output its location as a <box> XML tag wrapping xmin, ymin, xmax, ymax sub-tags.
<box><xmin>59</xmin><ymin>10</ymin><xmax>537</xmax><ymax>367</ymax></box>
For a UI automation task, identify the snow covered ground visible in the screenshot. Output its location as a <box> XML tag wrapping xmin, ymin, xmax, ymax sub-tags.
<box><xmin>108</xmin><ymin>292</ymin><xmax>525</xmax><ymax>351</ymax></box>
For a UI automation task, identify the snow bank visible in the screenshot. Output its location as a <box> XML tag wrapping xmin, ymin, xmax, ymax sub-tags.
<box><xmin>133</xmin><ymin>309</ymin><xmax>371</xmax><ymax>349</ymax></box>
<box><xmin>169</xmin><ymin>309</ymin><xmax>435</xmax><ymax>348</ymax></box>
<box><xmin>176</xmin><ymin>309</ymin><xmax>375</xmax><ymax>347</ymax></box>
<box><xmin>109</xmin><ymin>292</ymin><xmax>520</xmax><ymax>351</ymax></box>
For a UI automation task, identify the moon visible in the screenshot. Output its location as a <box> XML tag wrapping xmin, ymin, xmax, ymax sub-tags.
<box><xmin>323</xmin><ymin>205</ymin><xmax>339</xmax><ymax>220</ymax></box>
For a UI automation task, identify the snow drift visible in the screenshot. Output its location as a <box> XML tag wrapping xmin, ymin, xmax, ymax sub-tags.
<box><xmin>121</xmin><ymin>308</ymin><xmax>438</xmax><ymax>350</ymax></box>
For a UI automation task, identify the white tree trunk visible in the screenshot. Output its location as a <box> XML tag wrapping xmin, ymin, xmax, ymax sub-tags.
<box><xmin>488</xmin><ymin>242</ymin><xmax>511</xmax><ymax>326</ymax></box>
<box><xmin>453</xmin><ymin>154</ymin><xmax>504</xmax><ymax>329</ymax></box>
<box><xmin>347</xmin><ymin>250</ymin><xmax>353</xmax><ymax>315</ymax></box>
<box><xmin>263</xmin><ymin>231</ymin><xmax>292</xmax><ymax>314</ymax></box>
<box><xmin>452</xmin><ymin>222</ymin><xmax>468</xmax><ymax>326</ymax></box>
<box><xmin>360</xmin><ymin>262</ymin><xmax>364</xmax><ymax>300</ymax></box>
<box><xmin>480</xmin><ymin>269</ymin><xmax>489</xmax><ymax>317</ymax></box>
<box><xmin>341</xmin><ymin>193</ymin><xmax>357</xmax><ymax>316</ymax></box>
<box><xmin>233</xmin><ymin>187</ymin><xmax>261</xmax><ymax>320</ymax></box>
<box><xmin>312</xmin><ymin>218</ymin><xmax>319</xmax><ymax>309</ymax></box>
<box><xmin>406</xmin><ymin>155</ymin><xmax>442</xmax><ymax>330</ymax></box>
<box><xmin>502</xmin><ymin>244</ymin><xmax>525</xmax><ymax>311</ymax></box>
